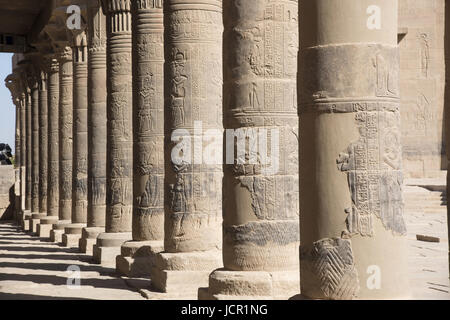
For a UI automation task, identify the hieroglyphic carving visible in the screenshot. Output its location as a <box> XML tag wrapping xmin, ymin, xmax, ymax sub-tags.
<box><xmin>337</xmin><ymin>108</ymin><xmax>407</xmax><ymax>236</ymax></box>
<box><xmin>103</xmin><ymin>0</ymin><xmax>133</xmax><ymax>233</ymax></box>
<box><xmin>131</xmin><ymin>0</ymin><xmax>164</xmax><ymax>241</ymax></box>
<box><xmin>87</xmin><ymin>0</ymin><xmax>107</xmax><ymax>227</ymax></box>
<box><xmin>46</xmin><ymin>57</ymin><xmax>59</xmax><ymax>217</ymax></box>
<box><xmin>57</xmin><ymin>47</ymin><xmax>74</xmax><ymax>221</ymax></box>
<box><xmin>164</xmin><ymin>0</ymin><xmax>223</xmax><ymax>252</ymax></box>
<box><xmin>222</xmin><ymin>0</ymin><xmax>299</xmax><ymax>271</ymax></box>
<box><xmin>419</xmin><ymin>33</ymin><xmax>429</xmax><ymax>78</ymax></box>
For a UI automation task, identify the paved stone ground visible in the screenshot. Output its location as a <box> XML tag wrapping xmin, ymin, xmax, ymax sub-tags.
<box><xmin>0</xmin><ymin>180</ymin><xmax>448</xmax><ymax>300</ymax></box>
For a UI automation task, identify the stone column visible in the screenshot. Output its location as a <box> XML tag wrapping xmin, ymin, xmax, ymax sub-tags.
<box><xmin>116</xmin><ymin>0</ymin><xmax>165</xmax><ymax>277</ymax></box>
<box><xmin>39</xmin><ymin>57</ymin><xmax>60</xmax><ymax>237</ymax></box>
<box><xmin>23</xmin><ymin>83</ymin><xmax>32</xmax><ymax>230</ymax></box>
<box><xmin>50</xmin><ymin>47</ymin><xmax>74</xmax><ymax>243</ymax></box>
<box><xmin>149</xmin><ymin>0</ymin><xmax>222</xmax><ymax>295</ymax></box>
<box><xmin>93</xmin><ymin>0</ymin><xmax>133</xmax><ymax>264</ymax></box>
<box><xmin>29</xmin><ymin>71</ymin><xmax>41</xmax><ymax>233</ymax></box>
<box><xmin>63</xmin><ymin>33</ymin><xmax>89</xmax><ymax>248</ymax></box>
<box><xmin>79</xmin><ymin>0</ymin><xmax>108</xmax><ymax>255</ymax></box>
<box><xmin>200</xmin><ymin>0</ymin><xmax>300</xmax><ymax>300</ymax></box>
<box><xmin>19</xmin><ymin>92</ymin><xmax>26</xmax><ymax>218</ymax></box>
<box><xmin>31</xmin><ymin>69</ymin><xmax>49</xmax><ymax>232</ymax></box>
<box><xmin>298</xmin><ymin>0</ymin><xmax>410</xmax><ymax>299</ymax></box>
<box><xmin>14</xmin><ymin>96</ymin><xmax>21</xmax><ymax>223</ymax></box>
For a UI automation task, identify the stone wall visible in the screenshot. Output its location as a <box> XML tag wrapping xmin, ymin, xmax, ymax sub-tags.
<box><xmin>399</xmin><ymin>0</ymin><xmax>446</xmax><ymax>178</ymax></box>
<box><xmin>0</xmin><ymin>165</ymin><xmax>15</xmax><ymax>220</ymax></box>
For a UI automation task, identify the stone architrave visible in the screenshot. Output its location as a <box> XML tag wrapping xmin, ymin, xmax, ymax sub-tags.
<box><xmin>62</xmin><ymin>30</ymin><xmax>89</xmax><ymax>248</ymax></box>
<box><xmin>79</xmin><ymin>0</ymin><xmax>108</xmax><ymax>255</ymax></box>
<box><xmin>93</xmin><ymin>0</ymin><xmax>133</xmax><ymax>265</ymax></box>
<box><xmin>149</xmin><ymin>0</ymin><xmax>223</xmax><ymax>295</ymax></box>
<box><xmin>38</xmin><ymin>57</ymin><xmax>60</xmax><ymax>237</ymax></box>
<box><xmin>200</xmin><ymin>0</ymin><xmax>300</xmax><ymax>300</ymax></box>
<box><xmin>50</xmin><ymin>46</ymin><xmax>74</xmax><ymax>243</ymax></box>
<box><xmin>298</xmin><ymin>0</ymin><xmax>410</xmax><ymax>299</ymax></box>
<box><xmin>116</xmin><ymin>0</ymin><xmax>165</xmax><ymax>277</ymax></box>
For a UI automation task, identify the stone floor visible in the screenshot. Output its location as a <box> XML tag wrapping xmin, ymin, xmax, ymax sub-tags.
<box><xmin>0</xmin><ymin>180</ymin><xmax>448</xmax><ymax>300</ymax></box>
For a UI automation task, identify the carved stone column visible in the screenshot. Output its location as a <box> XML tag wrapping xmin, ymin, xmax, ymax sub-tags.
<box><xmin>298</xmin><ymin>0</ymin><xmax>410</xmax><ymax>299</ymax></box>
<box><xmin>19</xmin><ymin>92</ymin><xmax>27</xmax><ymax>219</ymax></box>
<box><xmin>23</xmin><ymin>81</ymin><xmax>32</xmax><ymax>230</ymax></box>
<box><xmin>39</xmin><ymin>57</ymin><xmax>60</xmax><ymax>237</ymax></box>
<box><xmin>29</xmin><ymin>68</ymin><xmax>41</xmax><ymax>233</ymax></box>
<box><xmin>63</xmin><ymin>32</ymin><xmax>89</xmax><ymax>248</ymax></box>
<box><xmin>149</xmin><ymin>0</ymin><xmax>222</xmax><ymax>295</ymax></box>
<box><xmin>116</xmin><ymin>0</ymin><xmax>165</xmax><ymax>277</ymax></box>
<box><xmin>79</xmin><ymin>0</ymin><xmax>108</xmax><ymax>255</ymax></box>
<box><xmin>200</xmin><ymin>0</ymin><xmax>300</xmax><ymax>300</ymax></box>
<box><xmin>94</xmin><ymin>0</ymin><xmax>133</xmax><ymax>264</ymax></box>
<box><xmin>50</xmin><ymin>47</ymin><xmax>74</xmax><ymax>243</ymax></box>
<box><xmin>14</xmin><ymin>96</ymin><xmax>21</xmax><ymax>222</ymax></box>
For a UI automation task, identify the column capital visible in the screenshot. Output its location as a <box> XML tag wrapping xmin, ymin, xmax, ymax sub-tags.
<box><xmin>88</xmin><ymin>0</ymin><xmax>107</xmax><ymax>53</ymax></box>
<box><xmin>55</xmin><ymin>46</ymin><xmax>73</xmax><ymax>62</ymax></box>
<box><xmin>101</xmin><ymin>0</ymin><xmax>132</xmax><ymax>15</ymax></box>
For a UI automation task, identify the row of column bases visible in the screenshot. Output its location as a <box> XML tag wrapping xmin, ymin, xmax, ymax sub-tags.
<box><xmin>8</xmin><ymin>0</ymin><xmax>411</xmax><ymax>299</ymax></box>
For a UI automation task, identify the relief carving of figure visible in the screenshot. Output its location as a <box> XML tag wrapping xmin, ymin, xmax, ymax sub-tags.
<box><xmin>170</xmin><ymin>50</ymin><xmax>188</xmax><ymax>127</ymax></box>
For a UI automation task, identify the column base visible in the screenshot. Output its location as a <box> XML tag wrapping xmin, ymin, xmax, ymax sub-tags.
<box><xmin>37</xmin><ymin>216</ymin><xmax>58</xmax><ymax>238</ymax></box>
<box><xmin>92</xmin><ymin>232</ymin><xmax>132</xmax><ymax>266</ymax></box>
<box><xmin>198</xmin><ymin>269</ymin><xmax>300</xmax><ymax>300</ymax></box>
<box><xmin>21</xmin><ymin>210</ymin><xmax>31</xmax><ymax>231</ymax></box>
<box><xmin>116</xmin><ymin>240</ymin><xmax>164</xmax><ymax>277</ymax></box>
<box><xmin>79</xmin><ymin>227</ymin><xmax>105</xmax><ymax>255</ymax></box>
<box><xmin>49</xmin><ymin>220</ymin><xmax>71</xmax><ymax>243</ymax></box>
<box><xmin>62</xmin><ymin>223</ymin><xmax>86</xmax><ymax>247</ymax></box>
<box><xmin>150</xmin><ymin>250</ymin><xmax>222</xmax><ymax>294</ymax></box>
<box><xmin>30</xmin><ymin>213</ymin><xmax>46</xmax><ymax>234</ymax></box>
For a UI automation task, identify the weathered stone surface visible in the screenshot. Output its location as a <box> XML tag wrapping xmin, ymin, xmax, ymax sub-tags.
<box><xmin>71</xmin><ymin>30</ymin><xmax>89</xmax><ymax>228</ymax></box>
<box><xmin>38</xmin><ymin>67</ymin><xmax>48</xmax><ymax>215</ymax></box>
<box><xmin>131</xmin><ymin>0</ymin><xmax>164</xmax><ymax>242</ymax></box>
<box><xmin>399</xmin><ymin>0</ymin><xmax>446</xmax><ymax>178</ymax></box>
<box><xmin>30</xmin><ymin>74</ymin><xmax>39</xmax><ymax>214</ymax></box>
<box><xmin>46</xmin><ymin>57</ymin><xmax>59</xmax><ymax>218</ymax></box>
<box><xmin>299</xmin><ymin>0</ymin><xmax>410</xmax><ymax>299</ymax></box>
<box><xmin>87</xmin><ymin>0</ymin><xmax>107</xmax><ymax>229</ymax></box>
<box><xmin>57</xmin><ymin>46</ymin><xmax>73</xmax><ymax>223</ymax></box>
<box><xmin>164</xmin><ymin>0</ymin><xmax>223</xmax><ymax>253</ymax></box>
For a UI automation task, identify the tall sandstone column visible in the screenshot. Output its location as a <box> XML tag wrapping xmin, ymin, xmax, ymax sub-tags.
<box><xmin>19</xmin><ymin>92</ymin><xmax>26</xmax><ymax>218</ymax></box>
<box><xmin>39</xmin><ymin>57</ymin><xmax>60</xmax><ymax>237</ymax></box>
<box><xmin>79</xmin><ymin>0</ymin><xmax>108</xmax><ymax>255</ymax></box>
<box><xmin>116</xmin><ymin>0</ymin><xmax>165</xmax><ymax>277</ymax></box>
<box><xmin>298</xmin><ymin>0</ymin><xmax>410</xmax><ymax>299</ymax></box>
<box><xmin>63</xmin><ymin>33</ymin><xmax>89</xmax><ymax>248</ymax></box>
<box><xmin>24</xmin><ymin>82</ymin><xmax>32</xmax><ymax>230</ymax></box>
<box><xmin>149</xmin><ymin>0</ymin><xmax>222</xmax><ymax>295</ymax></box>
<box><xmin>14</xmin><ymin>95</ymin><xmax>21</xmax><ymax>222</ymax></box>
<box><xmin>94</xmin><ymin>0</ymin><xmax>133</xmax><ymax>264</ymax></box>
<box><xmin>50</xmin><ymin>47</ymin><xmax>74</xmax><ymax>243</ymax></box>
<box><xmin>200</xmin><ymin>0</ymin><xmax>300</xmax><ymax>300</ymax></box>
<box><xmin>38</xmin><ymin>70</ymin><xmax>48</xmax><ymax>217</ymax></box>
<box><xmin>29</xmin><ymin>69</ymin><xmax>41</xmax><ymax>233</ymax></box>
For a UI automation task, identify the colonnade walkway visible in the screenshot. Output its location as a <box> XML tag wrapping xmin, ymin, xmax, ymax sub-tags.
<box><xmin>0</xmin><ymin>180</ymin><xmax>449</xmax><ymax>300</ymax></box>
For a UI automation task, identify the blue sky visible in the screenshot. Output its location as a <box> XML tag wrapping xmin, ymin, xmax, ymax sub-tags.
<box><xmin>0</xmin><ymin>53</ymin><xmax>15</xmax><ymax>152</ymax></box>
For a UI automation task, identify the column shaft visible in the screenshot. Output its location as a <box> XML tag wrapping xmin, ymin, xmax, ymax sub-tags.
<box><xmin>47</xmin><ymin>59</ymin><xmax>60</xmax><ymax>217</ymax></box>
<box><xmin>131</xmin><ymin>0</ymin><xmax>164</xmax><ymax>241</ymax></box>
<box><xmin>31</xmin><ymin>84</ymin><xmax>39</xmax><ymax>213</ymax></box>
<box><xmin>20</xmin><ymin>94</ymin><xmax>26</xmax><ymax>212</ymax></box>
<box><xmin>299</xmin><ymin>0</ymin><xmax>409</xmax><ymax>299</ymax></box>
<box><xmin>58</xmin><ymin>48</ymin><xmax>74</xmax><ymax>223</ymax></box>
<box><xmin>25</xmin><ymin>90</ymin><xmax>31</xmax><ymax>211</ymax></box>
<box><xmin>104</xmin><ymin>0</ymin><xmax>133</xmax><ymax>233</ymax></box>
<box><xmin>72</xmin><ymin>44</ymin><xmax>89</xmax><ymax>224</ymax></box>
<box><xmin>87</xmin><ymin>0</ymin><xmax>107</xmax><ymax>228</ymax></box>
<box><xmin>39</xmin><ymin>72</ymin><xmax>48</xmax><ymax>214</ymax></box>
<box><xmin>164</xmin><ymin>0</ymin><xmax>223</xmax><ymax>253</ymax></box>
